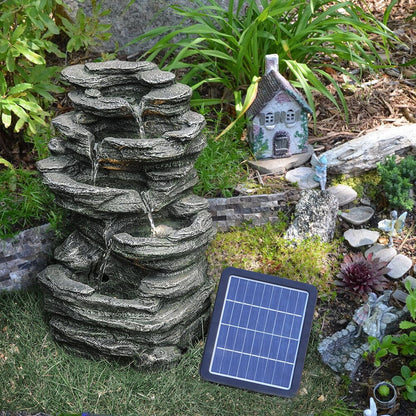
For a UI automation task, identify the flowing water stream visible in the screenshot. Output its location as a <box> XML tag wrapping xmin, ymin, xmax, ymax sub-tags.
<box><xmin>140</xmin><ymin>192</ymin><xmax>157</xmax><ymax>236</ymax></box>
<box><xmin>89</xmin><ymin>139</ymin><xmax>101</xmax><ymax>186</ymax></box>
<box><xmin>131</xmin><ymin>101</ymin><xmax>146</xmax><ymax>140</ymax></box>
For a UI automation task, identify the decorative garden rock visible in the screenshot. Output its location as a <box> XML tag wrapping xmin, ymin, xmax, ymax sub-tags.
<box><xmin>327</xmin><ymin>184</ymin><xmax>357</xmax><ymax>207</ymax></box>
<box><xmin>365</xmin><ymin>244</ymin><xmax>397</xmax><ymax>263</ymax></box>
<box><xmin>344</xmin><ymin>229</ymin><xmax>380</xmax><ymax>247</ymax></box>
<box><xmin>284</xmin><ymin>189</ymin><xmax>339</xmax><ymax>243</ymax></box>
<box><xmin>387</xmin><ymin>254</ymin><xmax>413</xmax><ymax>279</ymax></box>
<box><xmin>285</xmin><ymin>166</ymin><xmax>319</xmax><ymax>189</ymax></box>
<box><xmin>36</xmin><ymin>60</ymin><xmax>216</xmax><ymax>369</ymax></box>
<box><xmin>339</xmin><ymin>206</ymin><xmax>375</xmax><ymax>225</ymax></box>
<box><xmin>0</xmin><ymin>224</ymin><xmax>57</xmax><ymax>291</ymax></box>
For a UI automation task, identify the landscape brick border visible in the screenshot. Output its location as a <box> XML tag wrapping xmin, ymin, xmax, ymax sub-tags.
<box><xmin>208</xmin><ymin>190</ymin><xmax>298</xmax><ymax>231</ymax></box>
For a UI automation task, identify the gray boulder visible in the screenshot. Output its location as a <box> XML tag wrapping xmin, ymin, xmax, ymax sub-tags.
<box><xmin>63</xmin><ymin>0</ymin><xmax>232</xmax><ymax>55</ymax></box>
<box><xmin>284</xmin><ymin>190</ymin><xmax>339</xmax><ymax>243</ymax></box>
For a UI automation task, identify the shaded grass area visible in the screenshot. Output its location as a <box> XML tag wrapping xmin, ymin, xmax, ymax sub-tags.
<box><xmin>0</xmin><ymin>288</ymin><xmax>356</xmax><ymax>416</ymax></box>
<box><xmin>0</xmin><ymin>169</ymin><xmax>65</xmax><ymax>240</ymax></box>
<box><xmin>194</xmin><ymin>126</ymin><xmax>250</xmax><ymax>198</ymax></box>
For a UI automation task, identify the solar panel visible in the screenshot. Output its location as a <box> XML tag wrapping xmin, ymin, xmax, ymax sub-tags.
<box><xmin>200</xmin><ymin>267</ymin><xmax>317</xmax><ymax>397</ymax></box>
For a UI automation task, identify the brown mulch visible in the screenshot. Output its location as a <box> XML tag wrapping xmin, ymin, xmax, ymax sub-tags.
<box><xmin>307</xmin><ymin>0</ymin><xmax>416</xmax><ymax>155</ymax></box>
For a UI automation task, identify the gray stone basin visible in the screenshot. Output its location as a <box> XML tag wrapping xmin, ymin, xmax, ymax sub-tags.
<box><xmin>112</xmin><ymin>211</ymin><xmax>215</xmax><ymax>261</ymax></box>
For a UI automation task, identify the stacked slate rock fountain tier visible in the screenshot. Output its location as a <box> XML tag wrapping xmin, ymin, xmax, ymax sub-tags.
<box><xmin>37</xmin><ymin>60</ymin><xmax>216</xmax><ymax>368</ymax></box>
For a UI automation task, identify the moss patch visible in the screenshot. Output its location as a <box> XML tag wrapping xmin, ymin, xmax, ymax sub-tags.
<box><xmin>207</xmin><ymin>220</ymin><xmax>341</xmax><ymax>298</ymax></box>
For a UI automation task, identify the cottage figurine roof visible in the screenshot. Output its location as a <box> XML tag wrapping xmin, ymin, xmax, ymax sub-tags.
<box><xmin>247</xmin><ymin>61</ymin><xmax>313</xmax><ymax>120</ymax></box>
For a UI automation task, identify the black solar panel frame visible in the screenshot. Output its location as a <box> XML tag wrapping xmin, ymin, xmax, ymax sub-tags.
<box><xmin>200</xmin><ymin>267</ymin><xmax>317</xmax><ymax>397</ymax></box>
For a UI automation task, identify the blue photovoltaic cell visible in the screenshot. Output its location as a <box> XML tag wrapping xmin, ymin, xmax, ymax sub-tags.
<box><xmin>200</xmin><ymin>267</ymin><xmax>317</xmax><ymax>397</ymax></box>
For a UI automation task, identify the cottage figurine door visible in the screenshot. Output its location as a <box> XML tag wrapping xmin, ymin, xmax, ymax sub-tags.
<box><xmin>273</xmin><ymin>132</ymin><xmax>290</xmax><ymax>158</ymax></box>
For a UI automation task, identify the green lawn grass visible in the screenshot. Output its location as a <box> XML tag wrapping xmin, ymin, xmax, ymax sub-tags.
<box><xmin>0</xmin><ymin>287</ymin><xmax>357</xmax><ymax>416</ymax></box>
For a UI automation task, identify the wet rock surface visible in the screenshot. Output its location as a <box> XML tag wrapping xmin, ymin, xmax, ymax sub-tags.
<box><xmin>36</xmin><ymin>60</ymin><xmax>216</xmax><ymax>369</ymax></box>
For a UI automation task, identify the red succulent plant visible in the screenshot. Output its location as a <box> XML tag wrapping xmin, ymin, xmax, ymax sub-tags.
<box><xmin>335</xmin><ymin>252</ymin><xmax>390</xmax><ymax>295</ymax></box>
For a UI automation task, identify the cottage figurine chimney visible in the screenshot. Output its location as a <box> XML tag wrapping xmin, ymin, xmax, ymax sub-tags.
<box><xmin>265</xmin><ymin>54</ymin><xmax>279</xmax><ymax>74</ymax></box>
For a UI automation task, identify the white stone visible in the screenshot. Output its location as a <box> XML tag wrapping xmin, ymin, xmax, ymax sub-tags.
<box><xmin>365</xmin><ymin>244</ymin><xmax>397</xmax><ymax>263</ymax></box>
<box><xmin>344</xmin><ymin>229</ymin><xmax>380</xmax><ymax>247</ymax></box>
<box><xmin>249</xmin><ymin>145</ymin><xmax>314</xmax><ymax>175</ymax></box>
<box><xmin>328</xmin><ymin>184</ymin><xmax>358</xmax><ymax>206</ymax></box>
<box><xmin>387</xmin><ymin>254</ymin><xmax>413</xmax><ymax>279</ymax></box>
<box><xmin>285</xmin><ymin>167</ymin><xmax>319</xmax><ymax>189</ymax></box>
<box><xmin>339</xmin><ymin>206</ymin><xmax>374</xmax><ymax>225</ymax></box>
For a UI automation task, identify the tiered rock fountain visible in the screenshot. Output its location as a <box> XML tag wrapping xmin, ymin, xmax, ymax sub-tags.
<box><xmin>37</xmin><ymin>60</ymin><xmax>216</xmax><ymax>368</ymax></box>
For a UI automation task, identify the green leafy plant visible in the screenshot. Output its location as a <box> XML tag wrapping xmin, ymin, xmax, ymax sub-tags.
<box><xmin>0</xmin><ymin>0</ymin><xmax>112</xmax><ymax>160</ymax></box>
<box><xmin>127</xmin><ymin>0</ymin><xmax>397</xmax><ymax>126</ymax></box>
<box><xmin>377</xmin><ymin>382</ymin><xmax>391</xmax><ymax>397</ymax></box>
<box><xmin>377</xmin><ymin>155</ymin><xmax>416</xmax><ymax>210</ymax></box>
<box><xmin>0</xmin><ymin>0</ymin><xmax>64</xmax><ymax>146</ymax></box>
<box><xmin>58</xmin><ymin>0</ymin><xmax>112</xmax><ymax>53</ymax></box>
<box><xmin>366</xmin><ymin>334</ymin><xmax>398</xmax><ymax>367</ymax></box>
<box><xmin>402</xmin><ymin>279</ymin><xmax>416</xmax><ymax>328</ymax></box>
<box><xmin>335</xmin><ymin>252</ymin><xmax>390</xmax><ymax>295</ymax></box>
<box><xmin>392</xmin><ymin>365</ymin><xmax>416</xmax><ymax>402</ymax></box>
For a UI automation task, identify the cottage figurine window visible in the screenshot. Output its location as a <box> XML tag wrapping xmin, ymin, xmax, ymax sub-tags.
<box><xmin>286</xmin><ymin>109</ymin><xmax>296</xmax><ymax>124</ymax></box>
<box><xmin>265</xmin><ymin>112</ymin><xmax>274</xmax><ymax>126</ymax></box>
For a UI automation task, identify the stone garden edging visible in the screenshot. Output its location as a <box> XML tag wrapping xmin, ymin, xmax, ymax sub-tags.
<box><xmin>0</xmin><ymin>224</ymin><xmax>57</xmax><ymax>292</ymax></box>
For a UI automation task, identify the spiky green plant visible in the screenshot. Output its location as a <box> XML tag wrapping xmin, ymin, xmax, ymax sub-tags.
<box><xmin>127</xmin><ymin>0</ymin><xmax>397</xmax><ymax>125</ymax></box>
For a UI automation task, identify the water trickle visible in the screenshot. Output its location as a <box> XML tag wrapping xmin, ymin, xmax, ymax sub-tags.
<box><xmin>140</xmin><ymin>192</ymin><xmax>157</xmax><ymax>236</ymax></box>
<box><xmin>95</xmin><ymin>219</ymin><xmax>115</xmax><ymax>290</ymax></box>
<box><xmin>131</xmin><ymin>101</ymin><xmax>146</xmax><ymax>140</ymax></box>
<box><xmin>89</xmin><ymin>140</ymin><xmax>101</xmax><ymax>186</ymax></box>
<box><xmin>96</xmin><ymin>239</ymin><xmax>112</xmax><ymax>290</ymax></box>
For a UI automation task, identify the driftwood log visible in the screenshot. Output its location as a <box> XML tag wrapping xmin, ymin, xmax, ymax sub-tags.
<box><xmin>322</xmin><ymin>124</ymin><xmax>416</xmax><ymax>176</ymax></box>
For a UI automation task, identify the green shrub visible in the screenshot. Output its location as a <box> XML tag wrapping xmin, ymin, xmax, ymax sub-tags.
<box><xmin>0</xmin><ymin>0</ymin><xmax>111</xmax><ymax>160</ymax></box>
<box><xmin>127</xmin><ymin>0</ymin><xmax>397</xmax><ymax>125</ymax></box>
<box><xmin>0</xmin><ymin>168</ymin><xmax>65</xmax><ymax>239</ymax></box>
<box><xmin>377</xmin><ymin>155</ymin><xmax>416</xmax><ymax>210</ymax></box>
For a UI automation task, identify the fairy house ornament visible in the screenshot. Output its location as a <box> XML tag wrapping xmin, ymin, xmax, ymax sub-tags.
<box><xmin>247</xmin><ymin>54</ymin><xmax>313</xmax><ymax>159</ymax></box>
